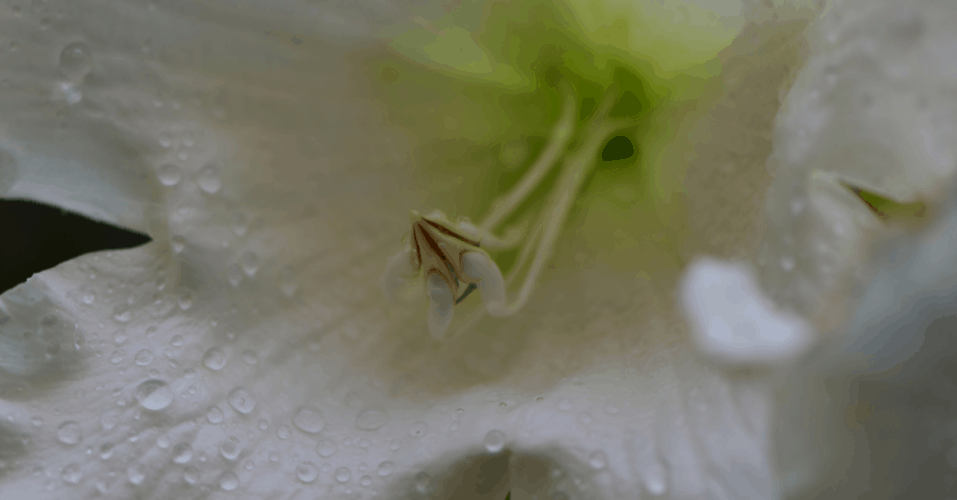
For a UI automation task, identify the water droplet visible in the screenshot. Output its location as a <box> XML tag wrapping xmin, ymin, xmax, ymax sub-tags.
<box><xmin>244</xmin><ymin>459</ymin><xmax>254</xmax><ymax>470</ymax></box>
<box><xmin>335</xmin><ymin>467</ymin><xmax>352</xmax><ymax>483</ymax></box>
<box><xmin>408</xmin><ymin>421</ymin><xmax>428</xmax><ymax>438</ymax></box>
<box><xmin>242</xmin><ymin>350</ymin><xmax>258</xmax><ymax>365</ymax></box>
<box><xmin>276</xmin><ymin>425</ymin><xmax>290</xmax><ymax>440</ymax></box>
<box><xmin>227</xmin><ymin>387</ymin><xmax>256</xmax><ymax>414</ymax></box>
<box><xmin>377</xmin><ymin>461</ymin><xmax>394</xmax><ymax>477</ymax></box>
<box><xmin>268</xmin><ymin>451</ymin><xmax>279</xmax><ymax>462</ymax></box>
<box><xmin>110</xmin><ymin>350</ymin><xmax>125</xmax><ymax>364</ymax></box>
<box><xmin>297</xmin><ymin>462</ymin><xmax>319</xmax><ymax>483</ymax></box>
<box><xmin>220</xmin><ymin>436</ymin><xmax>241</xmax><ymax>461</ymax></box>
<box><xmin>231</xmin><ymin>214</ymin><xmax>248</xmax><ymax>237</ymax></box>
<box><xmin>315</xmin><ymin>439</ymin><xmax>336</xmax><ymax>457</ymax></box>
<box><xmin>113</xmin><ymin>304</ymin><xmax>132</xmax><ymax>323</ymax></box>
<box><xmin>257</xmin><ymin>419</ymin><xmax>268</xmax><ymax>430</ymax></box>
<box><xmin>127</xmin><ymin>464</ymin><xmax>145</xmax><ymax>485</ymax></box>
<box><xmin>484</xmin><ymin>430</ymin><xmax>506</xmax><ymax>453</ymax></box>
<box><xmin>100</xmin><ymin>411</ymin><xmax>119</xmax><ymax>431</ymax></box>
<box><xmin>171</xmin><ymin>335</ymin><xmax>184</xmax><ymax>347</ymax></box>
<box><xmin>278</xmin><ymin>266</ymin><xmax>298</xmax><ymax>297</ymax></box>
<box><xmin>360</xmin><ymin>474</ymin><xmax>373</xmax><ymax>487</ymax></box>
<box><xmin>240</xmin><ymin>252</ymin><xmax>259</xmax><ymax>276</ymax></box>
<box><xmin>134</xmin><ymin>349</ymin><xmax>154</xmax><ymax>366</ymax></box>
<box><xmin>780</xmin><ymin>255</ymin><xmax>796</xmax><ymax>272</ymax></box>
<box><xmin>355</xmin><ymin>408</ymin><xmax>389</xmax><ymax>430</ymax></box>
<box><xmin>197</xmin><ymin>165</ymin><xmax>221</xmax><ymax>194</ymax></box>
<box><xmin>156</xmin><ymin>434</ymin><xmax>171</xmax><ymax>449</ymax></box>
<box><xmin>293</xmin><ymin>405</ymin><xmax>325</xmax><ymax>434</ymax></box>
<box><xmin>414</xmin><ymin>471</ymin><xmax>431</xmax><ymax>493</ymax></box>
<box><xmin>206</xmin><ymin>406</ymin><xmax>224</xmax><ymax>424</ymax></box>
<box><xmin>176</xmin><ymin>290</ymin><xmax>193</xmax><ymax>310</ymax></box>
<box><xmin>57</xmin><ymin>421</ymin><xmax>81</xmax><ymax>445</ymax></box>
<box><xmin>172</xmin><ymin>443</ymin><xmax>193</xmax><ymax>464</ymax></box>
<box><xmin>219</xmin><ymin>471</ymin><xmax>238</xmax><ymax>491</ymax></box>
<box><xmin>558</xmin><ymin>399</ymin><xmax>573</xmax><ymax>411</ymax></box>
<box><xmin>578</xmin><ymin>412</ymin><xmax>592</xmax><ymax>425</ymax></box>
<box><xmin>99</xmin><ymin>442</ymin><xmax>113</xmax><ymax>459</ymax></box>
<box><xmin>602</xmin><ymin>402</ymin><xmax>620</xmax><ymax>415</ymax></box>
<box><xmin>183</xmin><ymin>466</ymin><xmax>199</xmax><ymax>485</ymax></box>
<box><xmin>62</xmin><ymin>463</ymin><xmax>83</xmax><ymax>484</ymax></box>
<box><xmin>134</xmin><ymin>379</ymin><xmax>173</xmax><ymax>411</ymax></box>
<box><xmin>227</xmin><ymin>265</ymin><xmax>243</xmax><ymax>286</ymax></box>
<box><xmin>202</xmin><ymin>348</ymin><xmax>227</xmax><ymax>371</ymax></box>
<box><xmin>158</xmin><ymin>164</ymin><xmax>182</xmax><ymax>186</ymax></box>
<box><xmin>59</xmin><ymin>42</ymin><xmax>93</xmax><ymax>81</ymax></box>
<box><xmin>588</xmin><ymin>450</ymin><xmax>607</xmax><ymax>470</ymax></box>
<box><xmin>171</xmin><ymin>235</ymin><xmax>186</xmax><ymax>254</ymax></box>
<box><xmin>113</xmin><ymin>330</ymin><xmax>127</xmax><ymax>344</ymax></box>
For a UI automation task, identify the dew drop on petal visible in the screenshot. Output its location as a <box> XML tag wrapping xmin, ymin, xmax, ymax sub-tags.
<box><xmin>257</xmin><ymin>419</ymin><xmax>268</xmax><ymax>430</ymax></box>
<box><xmin>297</xmin><ymin>462</ymin><xmax>319</xmax><ymax>483</ymax></box>
<box><xmin>197</xmin><ymin>165</ymin><xmax>222</xmax><ymax>194</ymax></box>
<box><xmin>588</xmin><ymin>450</ymin><xmax>607</xmax><ymax>470</ymax></box>
<box><xmin>57</xmin><ymin>421</ymin><xmax>81</xmax><ymax>445</ymax></box>
<box><xmin>134</xmin><ymin>349</ymin><xmax>154</xmax><ymax>366</ymax></box>
<box><xmin>293</xmin><ymin>405</ymin><xmax>325</xmax><ymax>434</ymax></box>
<box><xmin>227</xmin><ymin>265</ymin><xmax>243</xmax><ymax>286</ymax></box>
<box><xmin>156</xmin><ymin>434</ymin><xmax>171</xmax><ymax>449</ymax></box>
<box><xmin>276</xmin><ymin>425</ymin><xmax>290</xmax><ymax>440</ymax></box>
<box><xmin>220</xmin><ymin>437</ymin><xmax>241</xmax><ymax>461</ymax></box>
<box><xmin>134</xmin><ymin>380</ymin><xmax>173</xmax><ymax>411</ymax></box>
<box><xmin>183</xmin><ymin>466</ymin><xmax>199</xmax><ymax>485</ymax></box>
<box><xmin>100</xmin><ymin>411</ymin><xmax>119</xmax><ymax>431</ymax></box>
<box><xmin>377</xmin><ymin>461</ymin><xmax>394</xmax><ymax>477</ymax></box>
<box><xmin>172</xmin><ymin>443</ymin><xmax>193</xmax><ymax>464</ymax></box>
<box><xmin>268</xmin><ymin>452</ymin><xmax>279</xmax><ymax>462</ymax></box>
<box><xmin>335</xmin><ymin>467</ymin><xmax>352</xmax><ymax>483</ymax></box>
<box><xmin>242</xmin><ymin>350</ymin><xmax>257</xmax><ymax>365</ymax></box>
<box><xmin>484</xmin><ymin>430</ymin><xmax>506</xmax><ymax>453</ymax></box>
<box><xmin>171</xmin><ymin>235</ymin><xmax>186</xmax><ymax>254</ymax></box>
<box><xmin>219</xmin><ymin>471</ymin><xmax>238</xmax><ymax>491</ymax></box>
<box><xmin>355</xmin><ymin>408</ymin><xmax>389</xmax><ymax>431</ymax></box>
<box><xmin>127</xmin><ymin>464</ymin><xmax>145</xmax><ymax>486</ymax></box>
<box><xmin>99</xmin><ymin>443</ymin><xmax>113</xmax><ymax>459</ymax></box>
<box><xmin>360</xmin><ymin>475</ymin><xmax>372</xmax><ymax>487</ymax></box>
<box><xmin>227</xmin><ymin>387</ymin><xmax>256</xmax><ymax>414</ymax></box>
<box><xmin>171</xmin><ymin>335</ymin><xmax>184</xmax><ymax>347</ymax></box>
<box><xmin>206</xmin><ymin>406</ymin><xmax>224</xmax><ymax>424</ymax></box>
<box><xmin>414</xmin><ymin>472</ymin><xmax>431</xmax><ymax>493</ymax></box>
<box><xmin>158</xmin><ymin>164</ymin><xmax>182</xmax><ymax>186</ymax></box>
<box><xmin>240</xmin><ymin>252</ymin><xmax>259</xmax><ymax>276</ymax></box>
<box><xmin>59</xmin><ymin>42</ymin><xmax>92</xmax><ymax>81</ymax></box>
<box><xmin>61</xmin><ymin>463</ymin><xmax>83</xmax><ymax>484</ymax></box>
<box><xmin>409</xmin><ymin>421</ymin><xmax>428</xmax><ymax>438</ymax></box>
<box><xmin>202</xmin><ymin>348</ymin><xmax>227</xmax><ymax>371</ymax></box>
<box><xmin>317</xmin><ymin>439</ymin><xmax>336</xmax><ymax>457</ymax></box>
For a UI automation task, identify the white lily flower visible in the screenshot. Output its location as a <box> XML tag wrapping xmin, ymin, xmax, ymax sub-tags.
<box><xmin>1</xmin><ymin>0</ymin><xmax>955</xmax><ymax>499</ymax></box>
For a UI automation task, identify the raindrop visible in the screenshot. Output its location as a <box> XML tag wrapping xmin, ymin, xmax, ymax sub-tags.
<box><xmin>296</xmin><ymin>462</ymin><xmax>319</xmax><ymax>483</ymax></box>
<box><xmin>242</xmin><ymin>350</ymin><xmax>258</xmax><ymax>365</ymax></box>
<box><xmin>293</xmin><ymin>405</ymin><xmax>325</xmax><ymax>434</ymax></box>
<box><xmin>268</xmin><ymin>451</ymin><xmax>279</xmax><ymax>462</ymax></box>
<box><xmin>360</xmin><ymin>475</ymin><xmax>372</xmax><ymax>487</ymax></box>
<box><xmin>244</xmin><ymin>460</ymin><xmax>254</xmax><ymax>470</ymax></box>
<box><xmin>220</xmin><ymin>436</ymin><xmax>241</xmax><ymax>460</ymax></box>
<box><xmin>202</xmin><ymin>348</ymin><xmax>227</xmax><ymax>371</ymax></box>
<box><xmin>127</xmin><ymin>464</ymin><xmax>145</xmax><ymax>485</ymax></box>
<box><xmin>57</xmin><ymin>421</ymin><xmax>81</xmax><ymax>445</ymax></box>
<box><xmin>227</xmin><ymin>265</ymin><xmax>243</xmax><ymax>286</ymax></box>
<box><xmin>156</xmin><ymin>434</ymin><xmax>171</xmax><ymax>449</ymax></box>
<box><xmin>171</xmin><ymin>335</ymin><xmax>184</xmax><ymax>347</ymax></box>
<box><xmin>355</xmin><ymin>408</ymin><xmax>389</xmax><ymax>431</ymax></box>
<box><xmin>100</xmin><ymin>411</ymin><xmax>119</xmax><ymax>431</ymax></box>
<box><xmin>220</xmin><ymin>471</ymin><xmax>238</xmax><ymax>491</ymax></box>
<box><xmin>484</xmin><ymin>430</ymin><xmax>506</xmax><ymax>453</ymax></box>
<box><xmin>197</xmin><ymin>165</ymin><xmax>221</xmax><ymax>194</ymax></box>
<box><xmin>317</xmin><ymin>440</ymin><xmax>336</xmax><ymax>457</ymax></box>
<box><xmin>59</xmin><ymin>42</ymin><xmax>93</xmax><ymax>81</ymax></box>
<box><xmin>62</xmin><ymin>463</ymin><xmax>83</xmax><ymax>484</ymax></box>
<box><xmin>276</xmin><ymin>425</ymin><xmax>291</xmax><ymax>440</ymax></box>
<box><xmin>113</xmin><ymin>304</ymin><xmax>132</xmax><ymax>323</ymax></box>
<box><xmin>602</xmin><ymin>402</ymin><xmax>620</xmax><ymax>415</ymax></box>
<box><xmin>134</xmin><ymin>349</ymin><xmax>154</xmax><ymax>366</ymax></box>
<box><xmin>278</xmin><ymin>266</ymin><xmax>298</xmax><ymax>298</ymax></box>
<box><xmin>257</xmin><ymin>419</ymin><xmax>268</xmax><ymax>430</ymax></box>
<box><xmin>172</xmin><ymin>443</ymin><xmax>193</xmax><ymax>464</ymax></box>
<box><xmin>176</xmin><ymin>290</ymin><xmax>193</xmax><ymax>310</ymax></box>
<box><xmin>377</xmin><ymin>461</ymin><xmax>394</xmax><ymax>477</ymax></box>
<box><xmin>414</xmin><ymin>471</ymin><xmax>431</xmax><ymax>493</ymax></box>
<box><xmin>99</xmin><ymin>443</ymin><xmax>113</xmax><ymax>459</ymax></box>
<box><xmin>588</xmin><ymin>450</ymin><xmax>607</xmax><ymax>470</ymax></box>
<box><xmin>171</xmin><ymin>235</ymin><xmax>186</xmax><ymax>254</ymax></box>
<box><xmin>206</xmin><ymin>406</ymin><xmax>224</xmax><ymax>424</ymax></box>
<box><xmin>134</xmin><ymin>380</ymin><xmax>173</xmax><ymax>411</ymax></box>
<box><xmin>158</xmin><ymin>164</ymin><xmax>182</xmax><ymax>186</ymax></box>
<box><xmin>30</xmin><ymin>416</ymin><xmax>42</xmax><ymax>427</ymax></box>
<box><xmin>113</xmin><ymin>330</ymin><xmax>128</xmax><ymax>344</ymax></box>
<box><xmin>231</xmin><ymin>214</ymin><xmax>248</xmax><ymax>237</ymax></box>
<box><xmin>183</xmin><ymin>466</ymin><xmax>199</xmax><ymax>485</ymax></box>
<box><xmin>408</xmin><ymin>421</ymin><xmax>428</xmax><ymax>438</ymax></box>
<box><xmin>110</xmin><ymin>350</ymin><xmax>125</xmax><ymax>364</ymax></box>
<box><xmin>227</xmin><ymin>387</ymin><xmax>256</xmax><ymax>414</ymax></box>
<box><xmin>240</xmin><ymin>252</ymin><xmax>259</xmax><ymax>276</ymax></box>
<box><xmin>780</xmin><ymin>255</ymin><xmax>796</xmax><ymax>272</ymax></box>
<box><xmin>335</xmin><ymin>467</ymin><xmax>352</xmax><ymax>483</ymax></box>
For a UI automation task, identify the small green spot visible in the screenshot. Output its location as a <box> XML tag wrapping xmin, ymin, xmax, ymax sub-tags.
<box><xmin>601</xmin><ymin>135</ymin><xmax>635</xmax><ymax>162</ymax></box>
